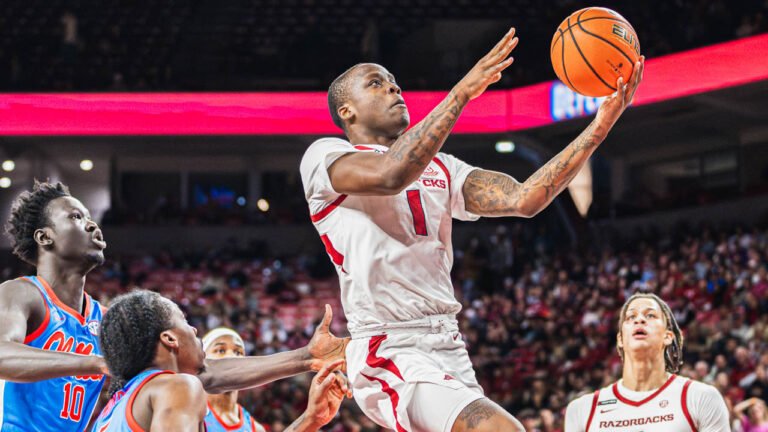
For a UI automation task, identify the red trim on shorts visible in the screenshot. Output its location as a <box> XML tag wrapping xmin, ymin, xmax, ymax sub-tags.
<box><xmin>319</xmin><ymin>234</ymin><xmax>347</xmax><ymax>273</ymax></box>
<box><xmin>366</xmin><ymin>335</ymin><xmax>404</xmax><ymax>381</ymax></box>
<box><xmin>681</xmin><ymin>380</ymin><xmax>698</xmax><ymax>432</ymax></box>
<box><xmin>310</xmin><ymin>194</ymin><xmax>348</xmax><ymax>223</ymax></box>
<box><xmin>361</xmin><ymin>373</ymin><xmax>408</xmax><ymax>432</ymax></box>
<box><xmin>585</xmin><ymin>390</ymin><xmax>599</xmax><ymax>432</ymax></box>
<box><xmin>612</xmin><ymin>374</ymin><xmax>677</xmax><ymax>407</ymax></box>
<box><xmin>250</xmin><ymin>417</ymin><xmax>259</xmax><ymax>432</ymax></box>
<box><xmin>126</xmin><ymin>371</ymin><xmax>175</xmax><ymax>432</ymax></box>
<box><xmin>21</xmin><ymin>277</ymin><xmax>51</xmax><ymax>344</ymax></box>
<box><xmin>354</xmin><ymin>145</ymin><xmax>377</xmax><ymax>151</ymax></box>
<box><xmin>208</xmin><ymin>402</ymin><xmax>245</xmax><ymax>430</ymax></box>
<box><xmin>37</xmin><ymin>276</ymin><xmax>91</xmax><ymax>325</ymax></box>
<box><xmin>431</xmin><ymin>157</ymin><xmax>451</xmax><ymax>192</ymax></box>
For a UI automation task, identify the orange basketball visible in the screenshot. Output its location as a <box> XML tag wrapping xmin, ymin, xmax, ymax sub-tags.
<box><xmin>550</xmin><ymin>7</ymin><xmax>641</xmax><ymax>97</ymax></box>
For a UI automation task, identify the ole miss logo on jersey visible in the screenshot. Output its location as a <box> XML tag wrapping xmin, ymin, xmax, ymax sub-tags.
<box><xmin>43</xmin><ymin>330</ymin><xmax>100</xmax><ymax>381</ymax></box>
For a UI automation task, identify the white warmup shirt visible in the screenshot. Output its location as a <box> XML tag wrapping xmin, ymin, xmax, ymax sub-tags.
<box><xmin>300</xmin><ymin>138</ymin><xmax>481</xmax><ymax>334</ymax></box>
<box><xmin>565</xmin><ymin>375</ymin><xmax>730</xmax><ymax>431</ymax></box>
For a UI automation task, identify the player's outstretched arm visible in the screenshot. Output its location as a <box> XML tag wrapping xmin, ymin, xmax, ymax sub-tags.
<box><xmin>199</xmin><ymin>305</ymin><xmax>350</xmax><ymax>393</ymax></box>
<box><xmin>0</xmin><ymin>279</ymin><xmax>106</xmax><ymax>382</ymax></box>
<box><xmin>462</xmin><ymin>57</ymin><xmax>644</xmax><ymax>218</ymax></box>
<box><xmin>285</xmin><ymin>359</ymin><xmax>351</xmax><ymax>432</ymax></box>
<box><xmin>328</xmin><ymin>28</ymin><xmax>518</xmax><ymax>195</ymax></box>
<box><xmin>148</xmin><ymin>374</ymin><xmax>207</xmax><ymax>432</ymax></box>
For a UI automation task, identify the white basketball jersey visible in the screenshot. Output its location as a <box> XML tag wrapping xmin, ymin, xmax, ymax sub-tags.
<box><xmin>565</xmin><ymin>375</ymin><xmax>730</xmax><ymax>432</ymax></box>
<box><xmin>299</xmin><ymin>138</ymin><xmax>481</xmax><ymax>334</ymax></box>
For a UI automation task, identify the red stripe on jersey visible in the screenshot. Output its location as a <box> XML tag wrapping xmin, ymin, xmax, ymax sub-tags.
<box><xmin>21</xmin><ymin>277</ymin><xmax>51</xmax><ymax>343</ymax></box>
<box><xmin>208</xmin><ymin>402</ymin><xmax>245</xmax><ymax>430</ymax></box>
<box><xmin>38</xmin><ymin>276</ymin><xmax>91</xmax><ymax>325</ymax></box>
<box><xmin>361</xmin><ymin>373</ymin><xmax>408</xmax><ymax>432</ymax></box>
<box><xmin>319</xmin><ymin>234</ymin><xmax>347</xmax><ymax>273</ymax></box>
<box><xmin>366</xmin><ymin>335</ymin><xmax>404</xmax><ymax>381</ymax></box>
<box><xmin>310</xmin><ymin>194</ymin><xmax>348</xmax><ymax>223</ymax></box>
<box><xmin>681</xmin><ymin>380</ymin><xmax>698</xmax><ymax>432</ymax></box>
<box><xmin>354</xmin><ymin>145</ymin><xmax>377</xmax><ymax>151</ymax></box>
<box><xmin>585</xmin><ymin>390</ymin><xmax>599</xmax><ymax>432</ymax></box>
<box><xmin>432</xmin><ymin>157</ymin><xmax>451</xmax><ymax>192</ymax></box>
<box><xmin>126</xmin><ymin>371</ymin><xmax>175</xmax><ymax>431</ymax></box>
<box><xmin>612</xmin><ymin>374</ymin><xmax>677</xmax><ymax>407</ymax></box>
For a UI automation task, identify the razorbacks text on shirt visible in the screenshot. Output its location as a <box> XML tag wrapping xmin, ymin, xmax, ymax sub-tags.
<box><xmin>205</xmin><ymin>402</ymin><xmax>266</xmax><ymax>432</ymax></box>
<box><xmin>299</xmin><ymin>138</ymin><xmax>482</xmax><ymax>334</ymax></box>
<box><xmin>91</xmin><ymin>369</ymin><xmax>172</xmax><ymax>432</ymax></box>
<box><xmin>565</xmin><ymin>375</ymin><xmax>730</xmax><ymax>432</ymax></box>
<box><xmin>0</xmin><ymin>276</ymin><xmax>105</xmax><ymax>432</ymax></box>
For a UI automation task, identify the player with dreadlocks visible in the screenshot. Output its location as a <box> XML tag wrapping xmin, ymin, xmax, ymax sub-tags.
<box><xmin>93</xmin><ymin>290</ymin><xmax>349</xmax><ymax>431</ymax></box>
<box><xmin>0</xmin><ymin>181</ymin><xmax>349</xmax><ymax>431</ymax></box>
<box><xmin>565</xmin><ymin>293</ymin><xmax>729</xmax><ymax>431</ymax></box>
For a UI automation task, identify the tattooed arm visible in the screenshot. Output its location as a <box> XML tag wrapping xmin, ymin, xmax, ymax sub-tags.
<box><xmin>463</xmin><ymin>56</ymin><xmax>645</xmax><ymax>218</ymax></box>
<box><xmin>327</xmin><ymin>28</ymin><xmax>519</xmax><ymax>196</ymax></box>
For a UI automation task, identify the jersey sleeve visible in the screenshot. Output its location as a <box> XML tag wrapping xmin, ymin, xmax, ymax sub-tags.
<box><xmin>564</xmin><ymin>393</ymin><xmax>593</xmax><ymax>432</ymax></box>
<box><xmin>687</xmin><ymin>381</ymin><xmax>730</xmax><ymax>432</ymax></box>
<box><xmin>435</xmin><ymin>152</ymin><xmax>481</xmax><ymax>221</ymax></box>
<box><xmin>300</xmin><ymin>137</ymin><xmax>357</xmax><ymax>213</ymax></box>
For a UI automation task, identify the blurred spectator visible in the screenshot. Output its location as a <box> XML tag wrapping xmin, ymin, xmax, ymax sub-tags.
<box><xmin>734</xmin><ymin>397</ymin><xmax>768</xmax><ymax>432</ymax></box>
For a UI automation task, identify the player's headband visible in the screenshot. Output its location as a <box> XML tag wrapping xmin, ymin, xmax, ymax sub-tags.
<box><xmin>202</xmin><ymin>327</ymin><xmax>245</xmax><ymax>352</ymax></box>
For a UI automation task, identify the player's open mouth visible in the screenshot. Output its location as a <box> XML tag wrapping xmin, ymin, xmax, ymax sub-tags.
<box><xmin>632</xmin><ymin>328</ymin><xmax>647</xmax><ymax>338</ymax></box>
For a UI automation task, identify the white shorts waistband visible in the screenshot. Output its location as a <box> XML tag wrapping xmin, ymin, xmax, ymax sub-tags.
<box><xmin>350</xmin><ymin>314</ymin><xmax>459</xmax><ymax>339</ymax></box>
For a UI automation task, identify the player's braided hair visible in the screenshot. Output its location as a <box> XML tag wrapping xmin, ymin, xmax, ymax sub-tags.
<box><xmin>616</xmin><ymin>293</ymin><xmax>684</xmax><ymax>373</ymax></box>
<box><xmin>100</xmin><ymin>290</ymin><xmax>175</xmax><ymax>395</ymax></box>
<box><xmin>5</xmin><ymin>180</ymin><xmax>71</xmax><ymax>265</ymax></box>
<box><xmin>328</xmin><ymin>63</ymin><xmax>363</xmax><ymax>130</ymax></box>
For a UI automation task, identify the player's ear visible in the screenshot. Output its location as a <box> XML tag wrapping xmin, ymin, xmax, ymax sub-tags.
<box><xmin>159</xmin><ymin>330</ymin><xmax>180</xmax><ymax>351</ymax></box>
<box><xmin>33</xmin><ymin>228</ymin><xmax>54</xmax><ymax>247</ymax></box>
<box><xmin>338</xmin><ymin>103</ymin><xmax>355</xmax><ymax>125</ymax></box>
<box><xmin>616</xmin><ymin>332</ymin><xmax>623</xmax><ymax>349</ymax></box>
<box><xmin>663</xmin><ymin>329</ymin><xmax>674</xmax><ymax>347</ymax></box>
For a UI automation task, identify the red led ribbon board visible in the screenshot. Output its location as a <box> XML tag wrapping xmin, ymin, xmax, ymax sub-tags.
<box><xmin>0</xmin><ymin>33</ymin><xmax>766</xmax><ymax>136</ymax></box>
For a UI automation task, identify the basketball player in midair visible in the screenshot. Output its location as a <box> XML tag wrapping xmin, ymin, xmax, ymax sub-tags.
<box><xmin>300</xmin><ymin>26</ymin><xmax>644</xmax><ymax>431</ymax></box>
<box><xmin>565</xmin><ymin>293</ymin><xmax>729</xmax><ymax>431</ymax></box>
<box><xmin>93</xmin><ymin>290</ymin><xmax>349</xmax><ymax>431</ymax></box>
<box><xmin>0</xmin><ymin>181</ymin><xmax>348</xmax><ymax>431</ymax></box>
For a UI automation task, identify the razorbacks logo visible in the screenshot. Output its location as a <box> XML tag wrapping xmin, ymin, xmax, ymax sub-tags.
<box><xmin>420</xmin><ymin>178</ymin><xmax>447</xmax><ymax>189</ymax></box>
<box><xmin>599</xmin><ymin>414</ymin><xmax>674</xmax><ymax>428</ymax></box>
<box><xmin>423</xmin><ymin>166</ymin><xmax>439</xmax><ymax>177</ymax></box>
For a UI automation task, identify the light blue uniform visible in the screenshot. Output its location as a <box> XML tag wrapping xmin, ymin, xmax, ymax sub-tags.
<box><xmin>0</xmin><ymin>276</ymin><xmax>105</xmax><ymax>432</ymax></box>
<box><xmin>204</xmin><ymin>402</ymin><xmax>263</xmax><ymax>432</ymax></box>
<box><xmin>91</xmin><ymin>369</ymin><xmax>172</xmax><ymax>432</ymax></box>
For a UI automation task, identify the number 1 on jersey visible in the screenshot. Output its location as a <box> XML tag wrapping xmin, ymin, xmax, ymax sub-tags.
<box><xmin>406</xmin><ymin>190</ymin><xmax>428</xmax><ymax>236</ymax></box>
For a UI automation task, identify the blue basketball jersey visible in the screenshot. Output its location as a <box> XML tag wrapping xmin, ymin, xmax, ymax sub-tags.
<box><xmin>204</xmin><ymin>402</ymin><xmax>263</xmax><ymax>432</ymax></box>
<box><xmin>91</xmin><ymin>369</ymin><xmax>173</xmax><ymax>432</ymax></box>
<box><xmin>0</xmin><ymin>276</ymin><xmax>105</xmax><ymax>432</ymax></box>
